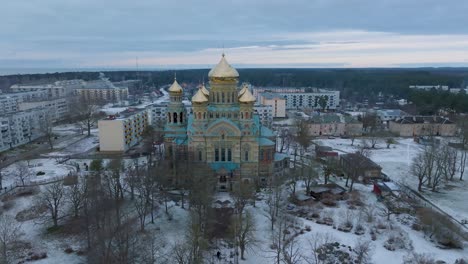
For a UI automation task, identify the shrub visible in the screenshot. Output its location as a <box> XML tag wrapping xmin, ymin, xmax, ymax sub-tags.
<box><xmin>36</xmin><ymin>171</ymin><xmax>45</xmax><ymax>176</ymax></box>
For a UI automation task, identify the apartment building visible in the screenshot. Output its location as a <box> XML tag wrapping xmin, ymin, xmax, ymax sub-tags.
<box><xmin>98</xmin><ymin>108</ymin><xmax>149</xmax><ymax>152</ymax></box>
<box><xmin>18</xmin><ymin>98</ymin><xmax>70</xmax><ymax>122</ymax></box>
<box><xmin>0</xmin><ymin>108</ymin><xmax>47</xmax><ymax>152</ymax></box>
<box><xmin>10</xmin><ymin>80</ymin><xmax>82</xmax><ymax>98</ymax></box>
<box><xmin>75</xmin><ymin>78</ymin><xmax>128</xmax><ymax>103</ymax></box>
<box><xmin>0</xmin><ymin>90</ymin><xmax>49</xmax><ymax>114</ymax></box>
<box><xmin>254</xmin><ymin>104</ymin><xmax>273</xmax><ymax>127</ymax></box>
<box><xmin>258</xmin><ymin>92</ymin><xmax>286</xmax><ymax>118</ymax></box>
<box><xmin>253</xmin><ymin>87</ymin><xmax>340</xmax><ymax>110</ymax></box>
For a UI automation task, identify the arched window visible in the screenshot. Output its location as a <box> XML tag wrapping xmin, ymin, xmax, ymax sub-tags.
<box><xmin>244</xmin><ymin>150</ymin><xmax>249</xmax><ymax>161</ymax></box>
<box><xmin>241</xmin><ymin>112</ymin><xmax>244</xmax><ymax>119</ymax></box>
<box><xmin>197</xmin><ymin>112</ymin><xmax>201</xmax><ymax>120</ymax></box>
<box><xmin>222</xmin><ymin>92</ymin><xmax>225</xmax><ymax>103</ymax></box>
<box><xmin>180</xmin><ymin>112</ymin><xmax>183</xmax><ymax>123</ymax></box>
<box><xmin>168</xmin><ymin>113</ymin><xmax>171</xmax><ymax>123</ymax></box>
<box><xmin>245</xmin><ymin>112</ymin><xmax>249</xmax><ymax>119</ymax></box>
<box><xmin>173</xmin><ymin>112</ymin><xmax>177</xmax><ymax>124</ymax></box>
<box><xmin>203</xmin><ymin>112</ymin><xmax>206</xmax><ymax>119</ymax></box>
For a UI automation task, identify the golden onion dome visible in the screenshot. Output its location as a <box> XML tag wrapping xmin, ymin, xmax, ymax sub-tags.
<box><xmin>238</xmin><ymin>85</ymin><xmax>255</xmax><ymax>103</ymax></box>
<box><xmin>208</xmin><ymin>54</ymin><xmax>239</xmax><ymax>79</ymax></box>
<box><xmin>200</xmin><ymin>84</ymin><xmax>210</xmax><ymax>96</ymax></box>
<box><xmin>192</xmin><ymin>88</ymin><xmax>209</xmax><ymax>103</ymax></box>
<box><xmin>168</xmin><ymin>79</ymin><xmax>183</xmax><ymax>93</ymax></box>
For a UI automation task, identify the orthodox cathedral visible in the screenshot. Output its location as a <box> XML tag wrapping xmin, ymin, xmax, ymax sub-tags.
<box><xmin>164</xmin><ymin>54</ymin><xmax>279</xmax><ymax>190</ymax></box>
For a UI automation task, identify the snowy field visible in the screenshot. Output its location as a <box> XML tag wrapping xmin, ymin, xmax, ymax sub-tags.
<box><xmin>240</xmin><ymin>182</ymin><xmax>468</xmax><ymax>264</ymax></box>
<box><xmin>315</xmin><ymin>137</ymin><xmax>468</xmax><ymax>222</ymax></box>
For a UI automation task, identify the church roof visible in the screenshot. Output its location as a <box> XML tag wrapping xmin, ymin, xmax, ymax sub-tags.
<box><xmin>201</xmin><ymin>84</ymin><xmax>210</xmax><ymax>96</ymax></box>
<box><xmin>238</xmin><ymin>84</ymin><xmax>256</xmax><ymax>103</ymax></box>
<box><xmin>257</xmin><ymin>138</ymin><xmax>275</xmax><ymax>146</ymax></box>
<box><xmin>208</xmin><ymin>54</ymin><xmax>239</xmax><ymax>78</ymax></box>
<box><xmin>168</xmin><ymin>79</ymin><xmax>183</xmax><ymax>93</ymax></box>
<box><xmin>192</xmin><ymin>88</ymin><xmax>209</xmax><ymax>103</ymax></box>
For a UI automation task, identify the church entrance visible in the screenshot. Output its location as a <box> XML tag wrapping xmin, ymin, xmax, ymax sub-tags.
<box><xmin>216</xmin><ymin>168</ymin><xmax>231</xmax><ymax>191</ymax></box>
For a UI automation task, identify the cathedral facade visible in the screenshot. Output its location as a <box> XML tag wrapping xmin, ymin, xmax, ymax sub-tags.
<box><xmin>164</xmin><ymin>55</ymin><xmax>277</xmax><ymax>190</ymax></box>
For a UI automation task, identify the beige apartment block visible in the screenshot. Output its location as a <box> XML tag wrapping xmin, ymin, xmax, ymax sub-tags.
<box><xmin>259</xmin><ymin>92</ymin><xmax>286</xmax><ymax>118</ymax></box>
<box><xmin>98</xmin><ymin>109</ymin><xmax>149</xmax><ymax>152</ymax></box>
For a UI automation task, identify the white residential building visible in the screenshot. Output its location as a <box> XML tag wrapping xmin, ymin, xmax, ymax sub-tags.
<box><xmin>0</xmin><ymin>108</ymin><xmax>47</xmax><ymax>152</ymax></box>
<box><xmin>148</xmin><ymin>103</ymin><xmax>168</xmax><ymax>125</ymax></box>
<box><xmin>18</xmin><ymin>98</ymin><xmax>70</xmax><ymax>122</ymax></box>
<box><xmin>253</xmin><ymin>87</ymin><xmax>339</xmax><ymax>110</ymax></box>
<box><xmin>10</xmin><ymin>80</ymin><xmax>82</xmax><ymax>98</ymax></box>
<box><xmin>254</xmin><ymin>104</ymin><xmax>273</xmax><ymax>127</ymax></box>
<box><xmin>409</xmin><ymin>85</ymin><xmax>449</xmax><ymax>91</ymax></box>
<box><xmin>98</xmin><ymin>108</ymin><xmax>149</xmax><ymax>152</ymax></box>
<box><xmin>0</xmin><ymin>90</ymin><xmax>49</xmax><ymax>114</ymax></box>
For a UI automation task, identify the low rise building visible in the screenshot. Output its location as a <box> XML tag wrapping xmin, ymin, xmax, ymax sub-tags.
<box><xmin>340</xmin><ymin>152</ymin><xmax>382</xmax><ymax>182</ymax></box>
<box><xmin>376</xmin><ymin>109</ymin><xmax>408</xmax><ymax>125</ymax></box>
<box><xmin>307</xmin><ymin>114</ymin><xmax>362</xmax><ymax>137</ymax></box>
<box><xmin>389</xmin><ymin>116</ymin><xmax>457</xmax><ymax>137</ymax></box>
<box><xmin>98</xmin><ymin>108</ymin><xmax>149</xmax><ymax>152</ymax></box>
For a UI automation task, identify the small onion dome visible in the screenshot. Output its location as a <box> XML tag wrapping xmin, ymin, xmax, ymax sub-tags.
<box><xmin>208</xmin><ymin>54</ymin><xmax>239</xmax><ymax>79</ymax></box>
<box><xmin>238</xmin><ymin>84</ymin><xmax>256</xmax><ymax>103</ymax></box>
<box><xmin>192</xmin><ymin>88</ymin><xmax>209</xmax><ymax>103</ymax></box>
<box><xmin>168</xmin><ymin>79</ymin><xmax>183</xmax><ymax>93</ymax></box>
<box><xmin>200</xmin><ymin>84</ymin><xmax>210</xmax><ymax>96</ymax></box>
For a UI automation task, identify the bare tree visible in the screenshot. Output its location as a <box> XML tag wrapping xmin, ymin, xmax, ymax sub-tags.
<box><xmin>303</xmin><ymin>161</ymin><xmax>318</xmax><ymax>194</ymax></box>
<box><xmin>354</xmin><ymin>239</ymin><xmax>373</xmax><ymax>264</ymax></box>
<box><xmin>459</xmin><ymin>149</ymin><xmax>467</xmax><ymax>180</ymax></box>
<box><xmin>232</xmin><ymin>180</ymin><xmax>255</xmax><ymax>217</ymax></box>
<box><xmin>233</xmin><ymin>210</ymin><xmax>257</xmax><ymax>260</ymax></box>
<box><xmin>411</xmin><ymin>153</ymin><xmax>428</xmax><ymax>192</ymax></box>
<box><xmin>305</xmin><ymin>232</ymin><xmax>334</xmax><ymax>264</ymax></box>
<box><xmin>72</xmin><ymin>98</ymin><xmax>104</xmax><ymax>136</ymax></box>
<box><xmin>264</xmin><ymin>177</ymin><xmax>282</xmax><ymax>230</ymax></box>
<box><xmin>67</xmin><ymin>177</ymin><xmax>87</xmax><ymax>218</ymax></box>
<box><xmin>40</xmin><ymin>112</ymin><xmax>55</xmax><ymax>149</ymax></box>
<box><xmin>385</xmin><ymin>138</ymin><xmax>395</xmax><ymax>149</ymax></box>
<box><xmin>0</xmin><ymin>214</ymin><xmax>21</xmax><ymax>264</ymax></box>
<box><xmin>41</xmin><ymin>181</ymin><xmax>65</xmax><ymax>227</ymax></box>
<box><xmin>14</xmin><ymin>161</ymin><xmax>31</xmax><ymax>186</ymax></box>
<box><xmin>278</xmin><ymin>128</ymin><xmax>293</xmax><ymax>153</ymax></box>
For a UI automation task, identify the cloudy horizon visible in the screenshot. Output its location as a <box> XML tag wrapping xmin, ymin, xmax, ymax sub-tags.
<box><xmin>2</xmin><ymin>0</ymin><xmax>468</xmax><ymax>72</ymax></box>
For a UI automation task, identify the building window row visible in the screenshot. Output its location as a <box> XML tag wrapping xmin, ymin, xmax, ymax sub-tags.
<box><xmin>214</xmin><ymin>147</ymin><xmax>232</xmax><ymax>162</ymax></box>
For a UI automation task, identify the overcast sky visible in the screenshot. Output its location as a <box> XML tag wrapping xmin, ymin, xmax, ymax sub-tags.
<box><xmin>1</xmin><ymin>0</ymin><xmax>468</xmax><ymax>70</ymax></box>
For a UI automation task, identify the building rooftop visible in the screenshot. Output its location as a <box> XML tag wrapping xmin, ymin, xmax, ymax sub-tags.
<box><xmin>394</xmin><ymin>116</ymin><xmax>454</xmax><ymax>124</ymax></box>
<box><xmin>102</xmin><ymin>108</ymin><xmax>146</xmax><ymax>120</ymax></box>
<box><xmin>260</xmin><ymin>92</ymin><xmax>285</xmax><ymax>100</ymax></box>
<box><xmin>341</xmin><ymin>153</ymin><xmax>381</xmax><ymax>170</ymax></box>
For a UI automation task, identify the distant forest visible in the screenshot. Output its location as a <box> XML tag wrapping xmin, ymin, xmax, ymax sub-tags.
<box><xmin>1</xmin><ymin>68</ymin><xmax>468</xmax><ymax>113</ymax></box>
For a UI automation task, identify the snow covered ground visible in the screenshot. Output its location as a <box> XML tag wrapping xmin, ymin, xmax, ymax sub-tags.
<box><xmin>316</xmin><ymin>137</ymin><xmax>468</xmax><ymax>223</ymax></box>
<box><xmin>240</xmin><ymin>182</ymin><xmax>468</xmax><ymax>264</ymax></box>
<box><xmin>2</xmin><ymin>158</ymin><xmax>76</xmax><ymax>187</ymax></box>
<box><xmin>101</xmin><ymin>87</ymin><xmax>170</xmax><ymax>115</ymax></box>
